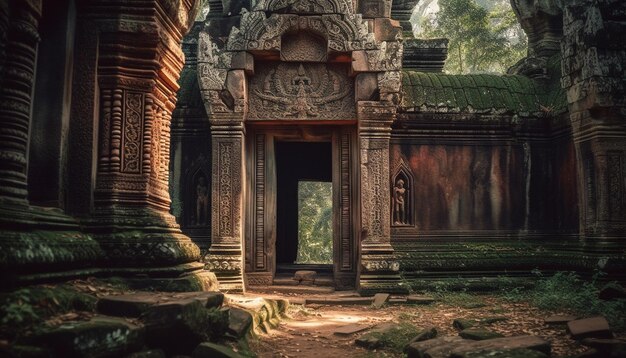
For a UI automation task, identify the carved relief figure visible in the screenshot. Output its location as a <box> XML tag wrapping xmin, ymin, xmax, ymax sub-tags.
<box><xmin>249</xmin><ymin>62</ymin><xmax>354</xmax><ymax>120</ymax></box>
<box><xmin>196</xmin><ymin>176</ymin><xmax>209</xmax><ymax>225</ymax></box>
<box><xmin>393</xmin><ymin>178</ymin><xmax>408</xmax><ymax>225</ymax></box>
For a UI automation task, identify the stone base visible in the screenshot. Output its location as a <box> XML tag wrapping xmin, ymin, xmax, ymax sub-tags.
<box><xmin>358</xmin><ymin>273</ymin><xmax>409</xmax><ymax>296</ymax></box>
<box><xmin>204</xmin><ymin>243</ymin><xmax>245</xmax><ymax>293</ymax></box>
<box><xmin>358</xmin><ymin>245</ymin><xmax>409</xmax><ymax>295</ymax></box>
<box><xmin>123</xmin><ymin>269</ymin><xmax>220</xmax><ymax>292</ymax></box>
<box><xmin>0</xmin><ymin>200</ymin><xmax>104</xmax><ymax>285</ymax></box>
<box><xmin>86</xmin><ymin>207</ymin><xmax>201</xmax><ymax>267</ymax></box>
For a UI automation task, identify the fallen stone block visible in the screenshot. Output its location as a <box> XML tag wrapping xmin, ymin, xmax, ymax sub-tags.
<box><xmin>567</xmin><ymin>317</ymin><xmax>613</xmax><ymax>340</ymax></box>
<box><xmin>404</xmin><ymin>336</ymin><xmax>467</xmax><ymax>358</ymax></box>
<box><xmin>227</xmin><ymin>307</ymin><xmax>253</xmax><ymax>338</ymax></box>
<box><xmin>356</xmin><ymin>322</ymin><xmax>419</xmax><ymax>351</ymax></box>
<box><xmin>448</xmin><ymin>335</ymin><xmax>551</xmax><ymax>357</ymax></box>
<box><xmin>459</xmin><ymin>328</ymin><xmax>504</xmax><ymax>340</ymax></box>
<box><xmin>141</xmin><ymin>299</ymin><xmax>228</xmax><ymax>355</ymax></box>
<box><xmin>544</xmin><ymin>315</ymin><xmax>577</xmax><ymax>325</ymax></box>
<box><xmin>173</xmin><ymin>291</ymin><xmax>224</xmax><ymax>309</ymax></box>
<box><xmin>97</xmin><ymin>293</ymin><xmax>161</xmax><ymax>317</ymax></box>
<box><xmin>406</xmin><ymin>295</ymin><xmax>436</xmax><ymax>305</ymax></box>
<box><xmin>372</xmin><ymin>293</ymin><xmax>390</xmax><ymax>308</ymax></box>
<box><xmin>192</xmin><ymin>342</ymin><xmax>243</xmax><ymax>358</ymax></box>
<box><xmin>453</xmin><ymin>319</ymin><xmax>478</xmax><ymax>330</ymax></box>
<box><xmin>333</xmin><ymin>324</ymin><xmax>371</xmax><ymax>336</ymax></box>
<box><xmin>407</xmin><ymin>327</ymin><xmax>438</xmax><ymax>344</ymax></box>
<box><xmin>25</xmin><ymin>317</ymin><xmax>144</xmax><ymax>358</ymax></box>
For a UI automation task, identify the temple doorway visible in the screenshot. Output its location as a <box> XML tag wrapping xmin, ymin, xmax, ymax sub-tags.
<box><xmin>244</xmin><ymin>126</ymin><xmax>358</xmax><ymax>290</ymax></box>
<box><xmin>275</xmin><ymin>141</ymin><xmax>333</xmax><ymax>282</ymax></box>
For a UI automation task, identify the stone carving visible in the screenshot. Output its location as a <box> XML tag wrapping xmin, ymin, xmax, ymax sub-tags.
<box><xmin>255</xmin><ymin>0</ymin><xmax>353</xmax><ymax>14</ymax></box>
<box><xmin>248</xmin><ymin>63</ymin><xmax>354</xmax><ymax>120</ymax></box>
<box><xmin>393</xmin><ymin>178</ymin><xmax>407</xmax><ymax>225</ymax></box>
<box><xmin>223</xmin><ymin>11</ymin><xmax>376</xmax><ymax>53</ymax></box>
<box><xmin>196</xmin><ymin>176</ymin><xmax>209</xmax><ymax>225</ymax></box>
<box><xmin>391</xmin><ymin>159</ymin><xmax>414</xmax><ymax>226</ymax></box>
<box><xmin>281</xmin><ymin>32</ymin><xmax>327</xmax><ymax>62</ymax></box>
<box><xmin>122</xmin><ymin>91</ymin><xmax>143</xmax><ymax>173</ymax></box>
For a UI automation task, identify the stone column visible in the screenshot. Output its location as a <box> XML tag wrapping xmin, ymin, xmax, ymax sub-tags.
<box><xmin>0</xmin><ymin>0</ymin><xmax>101</xmax><ymax>283</ymax></box>
<box><xmin>357</xmin><ymin>101</ymin><xmax>407</xmax><ymax>295</ymax></box>
<box><xmin>562</xmin><ymin>0</ymin><xmax>626</xmax><ymax>274</ymax></box>
<box><xmin>82</xmin><ymin>1</ymin><xmax>211</xmax><ymax>286</ymax></box>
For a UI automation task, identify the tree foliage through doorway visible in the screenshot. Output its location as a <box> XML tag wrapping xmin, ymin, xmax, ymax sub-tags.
<box><xmin>297</xmin><ymin>181</ymin><xmax>333</xmax><ymax>264</ymax></box>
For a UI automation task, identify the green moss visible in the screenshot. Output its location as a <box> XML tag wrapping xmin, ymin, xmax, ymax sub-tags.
<box><xmin>358</xmin><ymin>323</ymin><xmax>419</xmax><ymax>353</ymax></box>
<box><xmin>0</xmin><ymin>285</ymin><xmax>97</xmax><ymax>339</ymax></box>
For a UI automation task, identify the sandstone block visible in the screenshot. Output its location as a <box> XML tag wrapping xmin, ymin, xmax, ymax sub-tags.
<box><xmin>459</xmin><ymin>328</ymin><xmax>505</xmax><ymax>341</ymax></box>
<box><xmin>567</xmin><ymin>317</ymin><xmax>613</xmax><ymax>340</ymax></box>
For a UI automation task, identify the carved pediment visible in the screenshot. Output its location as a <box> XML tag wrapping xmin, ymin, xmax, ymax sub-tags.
<box><xmin>255</xmin><ymin>0</ymin><xmax>354</xmax><ymax>14</ymax></box>
<box><xmin>248</xmin><ymin>62</ymin><xmax>355</xmax><ymax>120</ymax></box>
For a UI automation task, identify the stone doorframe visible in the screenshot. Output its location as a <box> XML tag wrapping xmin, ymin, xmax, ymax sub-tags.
<box><xmin>197</xmin><ymin>0</ymin><xmax>407</xmax><ymax>293</ymax></box>
<box><xmin>244</xmin><ymin>126</ymin><xmax>359</xmax><ymax>290</ymax></box>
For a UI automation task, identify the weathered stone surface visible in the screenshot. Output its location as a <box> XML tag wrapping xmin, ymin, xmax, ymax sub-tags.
<box><xmin>453</xmin><ymin>319</ymin><xmax>478</xmax><ymax>330</ymax></box>
<box><xmin>405</xmin><ymin>336</ymin><xmax>467</xmax><ymax>358</ymax></box>
<box><xmin>407</xmin><ymin>327</ymin><xmax>438</xmax><ymax>344</ymax></box>
<box><xmin>192</xmin><ymin>342</ymin><xmax>243</xmax><ymax>358</ymax></box>
<box><xmin>406</xmin><ymin>295</ymin><xmax>436</xmax><ymax>305</ymax></box>
<box><xmin>459</xmin><ymin>328</ymin><xmax>505</xmax><ymax>341</ymax></box>
<box><xmin>356</xmin><ymin>323</ymin><xmax>419</xmax><ymax>350</ymax></box>
<box><xmin>372</xmin><ymin>293</ymin><xmax>390</xmax><ymax>308</ymax></box>
<box><xmin>305</xmin><ymin>297</ymin><xmax>373</xmax><ymax>305</ymax></box>
<box><xmin>333</xmin><ymin>324</ymin><xmax>371</xmax><ymax>336</ymax></box>
<box><xmin>448</xmin><ymin>335</ymin><xmax>551</xmax><ymax>357</ymax></box>
<box><xmin>25</xmin><ymin>317</ymin><xmax>144</xmax><ymax>358</ymax></box>
<box><xmin>97</xmin><ymin>293</ymin><xmax>161</xmax><ymax>318</ymax></box>
<box><xmin>293</xmin><ymin>270</ymin><xmax>316</xmax><ymax>282</ymax></box>
<box><xmin>141</xmin><ymin>299</ymin><xmax>228</xmax><ymax>354</ymax></box>
<box><xmin>455</xmin><ymin>348</ymin><xmax>549</xmax><ymax>358</ymax></box>
<box><xmin>567</xmin><ymin>317</ymin><xmax>613</xmax><ymax>340</ymax></box>
<box><xmin>227</xmin><ymin>307</ymin><xmax>253</xmax><ymax>338</ymax></box>
<box><xmin>355</xmin><ymin>73</ymin><xmax>379</xmax><ymax>101</ymax></box>
<box><xmin>544</xmin><ymin>315</ymin><xmax>577</xmax><ymax>325</ymax></box>
<box><xmin>373</xmin><ymin>18</ymin><xmax>402</xmax><ymax>42</ymax></box>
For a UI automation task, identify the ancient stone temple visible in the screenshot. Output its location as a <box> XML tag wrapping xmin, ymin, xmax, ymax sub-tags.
<box><xmin>1</xmin><ymin>0</ymin><xmax>625</xmax><ymax>294</ymax></box>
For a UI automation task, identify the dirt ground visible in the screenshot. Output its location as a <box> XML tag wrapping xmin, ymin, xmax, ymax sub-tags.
<box><xmin>246</xmin><ymin>291</ymin><xmax>607</xmax><ymax>358</ymax></box>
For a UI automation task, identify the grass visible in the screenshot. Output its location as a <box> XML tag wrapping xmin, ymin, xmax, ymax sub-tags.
<box><xmin>359</xmin><ymin>322</ymin><xmax>419</xmax><ymax>353</ymax></box>
<box><xmin>501</xmin><ymin>271</ymin><xmax>626</xmax><ymax>331</ymax></box>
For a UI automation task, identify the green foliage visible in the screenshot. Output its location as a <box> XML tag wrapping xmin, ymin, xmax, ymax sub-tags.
<box><xmin>0</xmin><ymin>285</ymin><xmax>97</xmax><ymax>338</ymax></box>
<box><xmin>418</xmin><ymin>0</ymin><xmax>527</xmax><ymax>74</ymax></box>
<box><xmin>501</xmin><ymin>272</ymin><xmax>626</xmax><ymax>332</ymax></box>
<box><xmin>296</xmin><ymin>181</ymin><xmax>333</xmax><ymax>264</ymax></box>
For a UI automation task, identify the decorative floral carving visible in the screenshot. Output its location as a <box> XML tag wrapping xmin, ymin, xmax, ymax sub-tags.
<box><xmin>122</xmin><ymin>91</ymin><xmax>144</xmax><ymax>173</ymax></box>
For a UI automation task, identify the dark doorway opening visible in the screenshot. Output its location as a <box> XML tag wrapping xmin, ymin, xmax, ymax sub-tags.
<box><xmin>275</xmin><ymin>141</ymin><xmax>332</xmax><ymax>274</ymax></box>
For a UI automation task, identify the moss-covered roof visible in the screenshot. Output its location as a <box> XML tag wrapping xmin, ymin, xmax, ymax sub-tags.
<box><xmin>400</xmin><ymin>70</ymin><xmax>567</xmax><ymax>117</ymax></box>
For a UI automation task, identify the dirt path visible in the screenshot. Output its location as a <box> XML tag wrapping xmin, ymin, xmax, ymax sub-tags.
<box><xmin>246</xmin><ymin>292</ymin><xmax>603</xmax><ymax>358</ymax></box>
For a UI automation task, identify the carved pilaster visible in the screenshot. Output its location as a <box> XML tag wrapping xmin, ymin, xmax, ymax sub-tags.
<box><xmin>204</xmin><ymin>120</ymin><xmax>246</xmax><ymax>293</ymax></box>
<box><xmin>562</xmin><ymin>0</ymin><xmax>626</xmax><ymax>273</ymax></box>
<box><xmin>83</xmin><ymin>0</ymin><xmax>202</xmax><ymax>269</ymax></box>
<box><xmin>357</xmin><ymin>101</ymin><xmax>407</xmax><ymax>294</ymax></box>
